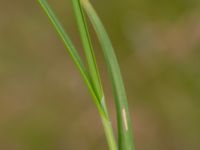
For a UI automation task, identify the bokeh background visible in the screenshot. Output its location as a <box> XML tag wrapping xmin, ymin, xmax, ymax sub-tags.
<box><xmin>1</xmin><ymin>0</ymin><xmax>200</xmax><ymax>149</ymax></box>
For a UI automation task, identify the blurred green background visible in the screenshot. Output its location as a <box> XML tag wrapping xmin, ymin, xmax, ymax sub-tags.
<box><xmin>1</xmin><ymin>0</ymin><xmax>200</xmax><ymax>149</ymax></box>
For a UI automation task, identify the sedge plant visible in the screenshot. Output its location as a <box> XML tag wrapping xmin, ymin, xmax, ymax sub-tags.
<box><xmin>38</xmin><ymin>0</ymin><xmax>135</xmax><ymax>149</ymax></box>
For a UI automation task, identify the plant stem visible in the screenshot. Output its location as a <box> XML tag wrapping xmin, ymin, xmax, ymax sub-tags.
<box><xmin>101</xmin><ymin>112</ymin><xmax>118</xmax><ymax>150</ymax></box>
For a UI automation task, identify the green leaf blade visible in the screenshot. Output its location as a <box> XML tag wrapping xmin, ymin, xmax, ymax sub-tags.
<box><xmin>72</xmin><ymin>1</ymin><xmax>117</xmax><ymax>149</ymax></box>
<box><xmin>81</xmin><ymin>1</ymin><xmax>135</xmax><ymax>149</ymax></box>
<box><xmin>38</xmin><ymin>0</ymin><xmax>86</xmax><ymax>78</ymax></box>
<box><xmin>38</xmin><ymin>0</ymin><xmax>101</xmax><ymax>110</ymax></box>
<box><xmin>72</xmin><ymin>0</ymin><xmax>103</xmax><ymax>102</ymax></box>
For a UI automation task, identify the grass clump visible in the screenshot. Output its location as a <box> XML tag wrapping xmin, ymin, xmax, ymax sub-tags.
<box><xmin>38</xmin><ymin>0</ymin><xmax>135</xmax><ymax>149</ymax></box>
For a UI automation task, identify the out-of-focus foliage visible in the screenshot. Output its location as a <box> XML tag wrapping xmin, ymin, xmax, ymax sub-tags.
<box><xmin>0</xmin><ymin>0</ymin><xmax>200</xmax><ymax>150</ymax></box>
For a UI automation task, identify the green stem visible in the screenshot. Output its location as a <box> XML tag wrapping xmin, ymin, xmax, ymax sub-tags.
<box><xmin>101</xmin><ymin>113</ymin><xmax>118</xmax><ymax>150</ymax></box>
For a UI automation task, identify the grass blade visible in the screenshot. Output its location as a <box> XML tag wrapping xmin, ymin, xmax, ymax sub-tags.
<box><xmin>72</xmin><ymin>0</ymin><xmax>103</xmax><ymax>100</ymax></box>
<box><xmin>72</xmin><ymin>1</ymin><xmax>117</xmax><ymax>149</ymax></box>
<box><xmin>38</xmin><ymin>0</ymin><xmax>101</xmax><ymax>111</ymax></box>
<box><xmin>38</xmin><ymin>0</ymin><xmax>117</xmax><ymax>149</ymax></box>
<box><xmin>38</xmin><ymin>0</ymin><xmax>87</xmax><ymax>83</ymax></box>
<box><xmin>81</xmin><ymin>0</ymin><xmax>135</xmax><ymax>149</ymax></box>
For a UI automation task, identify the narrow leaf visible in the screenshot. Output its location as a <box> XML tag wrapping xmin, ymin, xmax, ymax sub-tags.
<box><xmin>72</xmin><ymin>0</ymin><xmax>103</xmax><ymax>100</ymax></box>
<box><xmin>81</xmin><ymin>1</ymin><xmax>135</xmax><ymax>149</ymax></box>
<box><xmin>38</xmin><ymin>0</ymin><xmax>101</xmax><ymax>111</ymax></box>
<box><xmin>72</xmin><ymin>1</ymin><xmax>117</xmax><ymax>149</ymax></box>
